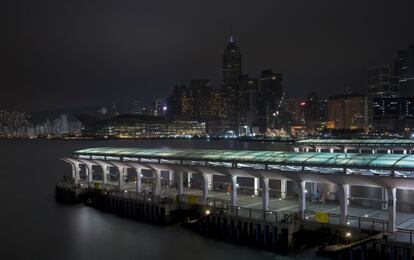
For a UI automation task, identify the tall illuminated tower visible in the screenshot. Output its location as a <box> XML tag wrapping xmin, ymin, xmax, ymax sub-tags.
<box><xmin>222</xmin><ymin>35</ymin><xmax>242</xmax><ymax>133</ymax></box>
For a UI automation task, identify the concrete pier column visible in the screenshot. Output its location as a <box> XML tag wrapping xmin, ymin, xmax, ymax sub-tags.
<box><xmin>254</xmin><ymin>177</ymin><xmax>259</xmax><ymax>196</ymax></box>
<box><xmin>293</xmin><ymin>147</ymin><xmax>299</xmax><ymax>152</ymax></box>
<box><xmin>382</xmin><ymin>188</ymin><xmax>389</xmax><ymax>210</ymax></box>
<box><xmin>305</xmin><ymin>148</ymin><xmax>309</xmax><ymax>152</ymax></box>
<box><xmin>207</xmin><ymin>173</ymin><xmax>213</xmax><ymax>191</ymax></box>
<box><xmin>202</xmin><ymin>173</ymin><xmax>209</xmax><ymax>204</ymax></box>
<box><xmin>403</xmin><ymin>149</ymin><xmax>407</xmax><ymax>154</ymax></box>
<box><xmin>346</xmin><ymin>185</ymin><xmax>350</xmax><ymax>206</ymax></box>
<box><xmin>296</xmin><ymin>181</ymin><xmax>306</xmax><ymax>220</ymax></box>
<box><xmin>86</xmin><ymin>164</ymin><xmax>93</xmax><ymax>184</ymax></box>
<box><xmin>71</xmin><ymin>163</ymin><xmax>80</xmax><ymax>185</ymax></box>
<box><xmin>117</xmin><ymin>167</ymin><xmax>125</xmax><ymax>191</ymax></box>
<box><xmin>358</xmin><ymin>149</ymin><xmax>362</xmax><ymax>154</ymax></box>
<box><xmin>70</xmin><ymin>163</ymin><xmax>76</xmax><ymax>180</ymax></box>
<box><xmin>310</xmin><ymin>182</ymin><xmax>317</xmax><ymax>198</ymax></box>
<box><xmin>168</xmin><ymin>170</ymin><xmax>174</xmax><ymax>186</ymax></box>
<box><xmin>261</xmin><ymin>178</ymin><xmax>270</xmax><ymax>211</ymax></box>
<box><xmin>344</xmin><ymin>148</ymin><xmax>348</xmax><ymax>154</ymax></box>
<box><xmin>386</xmin><ymin>187</ymin><xmax>396</xmax><ymax>233</ymax></box>
<box><xmin>387</xmin><ymin>149</ymin><xmax>391</xmax><ymax>154</ymax></box>
<box><xmin>316</xmin><ymin>148</ymin><xmax>321</xmax><ymax>152</ymax></box>
<box><xmin>154</xmin><ymin>169</ymin><xmax>161</xmax><ymax>195</ymax></box>
<box><xmin>372</xmin><ymin>149</ymin><xmax>377</xmax><ymax>154</ymax></box>
<box><xmin>102</xmin><ymin>166</ymin><xmax>108</xmax><ymax>188</ymax></box>
<box><xmin>135</xmin><ymin>168</ymin><xmax>142</xmax><ymax>193</ymax></box>
<box><xmin>93</xmin><ymin>161</ymin><xmax>111</xmax><ymax>190</ymax></box>
<box><xmin>329</xmin><ymin>148</ymin><xmax>334</xmax><ymax>153</ymax></box>
<box><xmin>338</xmin><ymin>184</ymin><xmax>349</xmax><ymax>225</ymax></box>
<box><xmin>230</xmin><ymin>175</ymin><xmax>238</xmax><ymax>207</ymax></box>
<box><xmin>280</xmin><ymin>179</ymin><xmax>287</xmax><ymax>198</ymax></box>
<box><xmin>187</xmin><ymin>172</ymin><xmax>192</xmax><ymax>188</ymax></box>
<box><xmin>177</xmin><ymin>171</ymin><xmax>184</xmax><ymax>196</ymax></box>
<box><xmin>88</xmin><ymin>165</ymin><xmax>93</xmax><ymax>184</ymax></box>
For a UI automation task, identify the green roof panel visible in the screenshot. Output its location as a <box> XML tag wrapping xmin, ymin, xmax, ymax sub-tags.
<box><xmin>74</xmin><ymin>147</ymin><xmax>414</xmax><ymax>170</ymax></box>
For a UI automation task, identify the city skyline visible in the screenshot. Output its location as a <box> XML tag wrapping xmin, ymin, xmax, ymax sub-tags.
<box><xmin>2</xmin><ymin>0</ymin><xmax>414</xmax><ymax>112</ymax></box>
<box><xmin>6</xmin><ymin>2</ymin><xmax>414</xmax><ymax>259</ymax></box>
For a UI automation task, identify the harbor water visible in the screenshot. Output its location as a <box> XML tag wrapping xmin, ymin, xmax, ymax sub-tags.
<box><xmin>0</xmin><ymin>139</ymin><xmax>325</xmax><ymax>259</ymax></box>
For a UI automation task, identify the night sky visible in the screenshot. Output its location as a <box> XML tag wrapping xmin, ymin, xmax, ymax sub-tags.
<box><xmin>1</xmin><ymin>0</ymin><xmax>414</xmax><ymax>112</ymax></box>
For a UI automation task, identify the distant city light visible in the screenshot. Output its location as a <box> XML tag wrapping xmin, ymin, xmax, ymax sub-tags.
<box><xmin>163</xmin><ymin>106</ymin><xmax>167</xmax><ymax>111</ymax></box>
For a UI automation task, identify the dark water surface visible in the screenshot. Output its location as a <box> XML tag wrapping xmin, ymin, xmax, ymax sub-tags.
<box><xmin>0</xmin><ymin>139</ymin><xmax>323</xmax><ymax>260</ymax></box>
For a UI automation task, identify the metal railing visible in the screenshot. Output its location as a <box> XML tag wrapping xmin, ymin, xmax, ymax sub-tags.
<box><xmin>347</xmin><ymin>215</ymin><xmax>388</xmax><ymax>232</ymax></box>
<box><xmin>179</xmin><ymin>194</ymin><xmax>294</xmax><ymax>224</ymax></box>
<box><xmin>222</xmin><ymin>206</ymin><xmax>291</xmax><ymax>223</ymax></box>
<box><xmin>107</xmin><ymin>190</ymin><xmax>174</xmax><ymax>204</ymax></box>
<box><xmin>394</xmin><ymin>228</ymin><xmax>414</xmax><ymax>245</ymax></box>
<box><xmin>56</xmin><ymin>179</ymin><xmax>90</xmax><ymax>190</ymax></box>
<box><xmin>304</xmin><ymin>210</ymin><xmax>388</xmax><ymax>232</ymax></box>
<box><xmin>206</xmin><ymin>197</ymin><xmax>230</xmax><ymax>209</ymax></box>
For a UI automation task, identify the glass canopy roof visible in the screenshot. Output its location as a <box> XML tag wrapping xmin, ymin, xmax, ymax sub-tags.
<box><xmin>74</xmin><ymin>147</ymin><xmax>414</xmax><ymax>170</ymax></box>
<box><xmin>296</xmin><ymin>139</ymin><xmax>414</xmax><ymax>147</ymax></box>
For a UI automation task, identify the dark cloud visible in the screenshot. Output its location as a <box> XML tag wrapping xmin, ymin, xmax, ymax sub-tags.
<box><xmin>1</xmin><ymin>0</ymin><xmax>414</xmax><ymax>111</ymax></box>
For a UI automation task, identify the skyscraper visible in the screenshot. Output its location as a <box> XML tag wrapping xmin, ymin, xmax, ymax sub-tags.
<box><xmin>257</xmin><ymin>69</ymin><xmax>283</xmax><ymax>132</ymax></box>
<box><xmin>60</xmin><ymin>114</ymin><xmax>69</xmax><ymax>134</ymax></box>
<box><xmin>237</xmin><ymin>75</ymin><xmax>258</xmax><ymax>135</ymax></box>
<box><xmin>167</xmin><ymin>84</ymin><xmax>187</xmax><ymax>118</ymax></box>
<box><xmin>303</xmin><ymin>93</ymin><xmax>320</xmax><ymax>128</ymax></box>
<box><xmin>367</xmin><ymin>65</ymin><xmax>399</xmax><ymax>98</ymax></box>
<box><xmin>190</xmin><ymin>80</ymin><xmax>212</xmax><ymax>122</ymax></box>
<box><xmin>328</xmin><ymin>93</ymin><xmax>368</xmax><ymax>129</ymax></box>
<box><xmin>222</xmin><ymin>35</ymin><xmax>242</xmax><ymax>133</ymax></box>
<box><xmin>366</xmin><ymin>65</ymin><xmax>399</xmax><ymax>125</ymax></box>
<box><xmin>395</xmin><ymin>45</ymin><xmax>414</xmax><ymax>97</ymax></box>
<box><xmin>222</xmin><ymin>36</ymin><xmax>242</xmax><ymax>88</ymax></box>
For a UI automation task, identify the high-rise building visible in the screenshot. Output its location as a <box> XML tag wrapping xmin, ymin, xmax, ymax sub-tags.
<box><xmin>317</xmin><ymin>99</ymin><xmax>328</xmax><ymax>123</ymax></box>
<box><xmin>222</xmin><ymin>35</ymin><xmax>242</xmax><ymax>132</ymax></box>
<box><xmin>274</xmin><ymin>97</ymin><xmax>308</xmax><ymax>135</ymax></box>
<box><xmin>60</xmin><ymin>114</ymin><xmax>69</xmax><ymax>134</ymax></box>
<box><xmin>180</xmin><ymin>87</ymin><xmax>194</xmax><ymax>120</ymax></box>
<box><xmin>190</xmin><ymin>80</ymin><xmax>212</xmax><ymax>122</ymax></box>
<box><xmin>167</xmin><ymin>84</ymin><xmax>187</xmax><ymax>118</ymax></box>
<box><xmin>131</xmin><ymin>98</ymin><xmax>145</xmax><ymax>115</ymax></box>
<box><xmin>367</xmin><ymin>65</ymin><xmax>399</xmax><ymax>98</ymax></box>
<box><xmin>222</xmin><ymin>36</ymin><xmax>242</xmax><ymax>89</ymax></box>
<box><xmin>257</xmin><ymin>70</ymin><xmax>283</xmax><ymax>132</ymax></box>
<box><xmin>372</xmin><ymin>97</ymin><xmax>414</xmax><ymax>131</ymax></box>
<box><xmin>209</xmin><ymin>88</ymin><xmax>226</xmax><ymax>120</ymax></box>
<box><xmin>237</xmin><ymin>75</ymin><xmax>258</xmax><ymax>135</ymax></box>
<box><xmin>367</xmin><ymin>65</ymin><xmax>400</xmax><ymax>126</ymax></box>
<box><xmin>303</xmin><ymin>93</ymin><xmax>320</xmax><ymax>128</ymax></box>
<box><xmin>395</xmin><ymin>45</ymin><xmax>414</xmax><ymax>97</ymax></box>
<box><xmin>328</xmin><ymin>93</ymin><xmax>368</xmax><ymax>129</ymax></box>
<box><xmin>205</xmin><ymin>88</ymin><xmax>230</xmax><ymax>136</ymax></box>
<box><xmin>0</xmin><ymin>108</ymin><xmax>30</xmax><ymax>136</ymax></box>
<box><xmin>150</xmin><ymin>99</ymin><xmax>165</xmax><ymax>117</ymax></box>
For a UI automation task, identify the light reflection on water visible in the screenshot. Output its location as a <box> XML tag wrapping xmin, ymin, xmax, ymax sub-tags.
<box><xmin>0</xmin><ymin>139</ymin><xmax>325</xmax><ymax>260</ymax></box>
